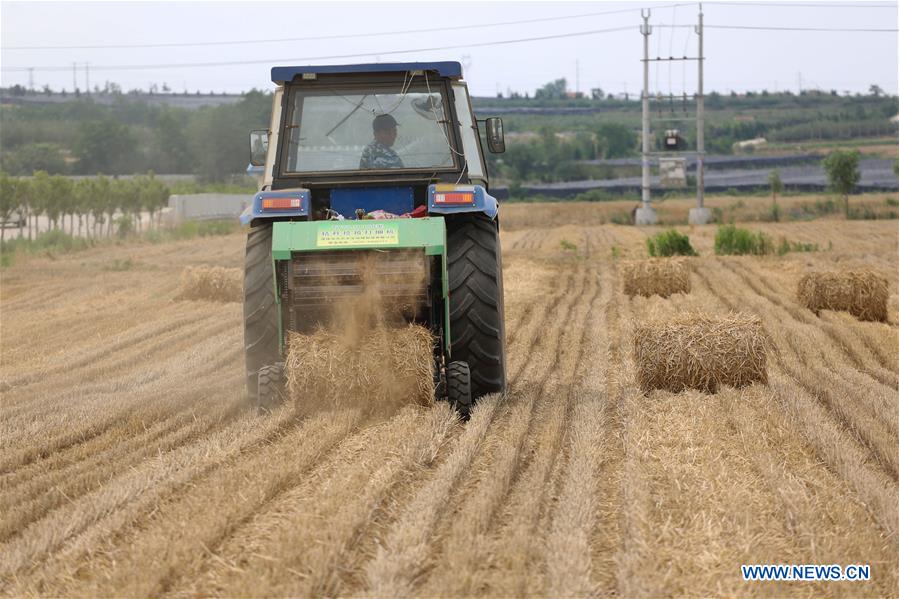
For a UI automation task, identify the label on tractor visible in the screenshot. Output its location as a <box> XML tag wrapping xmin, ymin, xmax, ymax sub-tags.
<box><xmin>316</xmin><ymin>222</ymin><xmax>400</xmax><ymax>247</ymax></box>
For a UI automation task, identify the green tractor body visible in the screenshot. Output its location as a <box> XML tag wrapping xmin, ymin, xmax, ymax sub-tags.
<box><xmin>242</xmin><ymin>62</ymin><xmax>507</xmax><ymax>415</ymax></box>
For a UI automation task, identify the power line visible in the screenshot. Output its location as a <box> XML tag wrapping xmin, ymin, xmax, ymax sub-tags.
<box><xmin>1</xmin><ymin>25</ymin><xmax>636</xmax><ymax>72</ymax></box>
<box><xmin>705</xmin><ymin>1</ymin><xmax>895</xmax><ymax>8</ymax></box>
<box><xmin>2</xmin><ymin>3</ymin><xmax>691</xmax><ymax>51</ymax></box>
<box><xmin>705</xmin><ymin>24</ymin><xmax>899</xmax><ymax>32</ymax></box>
<box><xmin>655</xmin><ymin>23</ymin><xmax>898</xmax><ymax>31</ymax></box>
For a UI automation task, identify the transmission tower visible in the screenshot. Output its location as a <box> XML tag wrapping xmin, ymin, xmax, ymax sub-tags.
<box><xmin>637</xmin><ymin>4</ymin><xmax>710</xmax><ymax>225</ymax></box>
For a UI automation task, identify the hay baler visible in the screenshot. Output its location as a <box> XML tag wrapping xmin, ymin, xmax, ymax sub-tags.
<box><xmin>241</xmin><ymin>62</ymin><xmax>507</xmax><ymax>416</ymax></box>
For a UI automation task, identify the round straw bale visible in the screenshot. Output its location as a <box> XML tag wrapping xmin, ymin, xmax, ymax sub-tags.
<box><xmin>634</xmin><ymin>312</ymin><xmax>768</xmax><ymax>393</ymax></box>
<box><xmin>797</xmin><ymin>269</ymin><xmax>888</xmax><ymax>322</ymax></box>
<box><xmin>622</xmin><ymin>258</ymin><xmax>691</xmax><ymax>298</ymax></box>
<box><xmin>284</xmin><ymin>324</ymin><xmax>435</xmax><ymax>411</ymax></box>
<box><xmin>176</xmin><ymin>266</ymin><xmax>243</xmax><ymax>303</ymax></box>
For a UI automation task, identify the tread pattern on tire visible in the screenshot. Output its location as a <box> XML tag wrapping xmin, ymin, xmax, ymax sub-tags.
<box><xmin>446</xmin><ymin>214</ymin><xmax>506</xmax><ymax>399</ymax></box>
<box><xmin>446</xmin><ymin>361</ymin><xmax>472</xmax><ymax>418</ymax></box>
<box><xmin>244</xmin><ymin>224</ymin><xmax>280</xmax><ymax>399</ymax></box>
<box><xmin>257</xmin><ymin>363</ymin><xmax>284</xmax><ymax>414</ymax></box>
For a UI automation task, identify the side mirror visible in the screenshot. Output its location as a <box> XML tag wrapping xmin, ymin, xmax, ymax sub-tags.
<box><xmin>485</xmin><ymin>117</ymin><xmax>505</xmax><ymax>154</ymax></box>
<box><xmin>249</xmin><ymin>130</ymin><xmax>269</xmax><ymax>166</ymax></box>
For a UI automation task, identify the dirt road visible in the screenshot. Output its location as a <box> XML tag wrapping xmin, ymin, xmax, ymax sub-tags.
<box><xmin>1</xmin><ymin>214</ymin><xmax>897</xmax><ymax>597</ymax></box>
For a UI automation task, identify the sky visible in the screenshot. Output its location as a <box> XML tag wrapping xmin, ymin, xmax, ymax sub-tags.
<box><xmin>1</xmin><ymin>0</ymin><xmax>897</xmax><ymax>97</ymax></box>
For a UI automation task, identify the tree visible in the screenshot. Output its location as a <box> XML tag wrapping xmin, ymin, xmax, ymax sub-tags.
<box><xmin>1</xmin><ymin>143</ymin><xmax>67</xmax><ymax>175</ymax></box>
<box><xmin>768</xmin><ymin>169</ymin><xmax>783</xmax><ymax>222</ymax></box>
<box><xmin>14</xmin><ymin>177</ymin><xmax>34</xmax><ymax>240</ymax></box>
<box><xmin>29</xmin><ymin>171</ymin><xmax>52</xmax><ymax>238</ymax></box>
<box><xmin>894</xmin><ymin>157</ymin><xmax>899</xmax><ymax>179</ymax></box>
<box><xmin>151</xmin><ymin>109</ymin><xmax>191</xmax><ymax>173</ymax></box>
<box><xmin>48</xmin><ymin>175</ymin><xmax>74</xmax><ymax>231</ymax></box>
<box><xmin>868</xmin><ymin>84</ymin><xmax>884</xmax><ymax>97</ymax></box>
<box><xmin>535</xmin><ymin>78</ymin><xmax>567</xmax><ymax>100</ymax></box>
<box><xmin>822</xmin><ymin>149</ymin><xmax>860</xmax><ymax>218</ymax></box>
<box><xmin>0</xmin><ymin>173</ymin><xmax>18</xmax><ymax>244</ymax></box>
<box><xmin>89</xmin><ymin>175</ymin><xmax>112</xmax><ymax>237</ymax></box>
<box><xmin>188</xmin><ymin>92</ymin><xmax>271</xmax><ymax>181</ymax></box>
<box><xmin>74</xmin><ymin>178</ymin><xmax>94</xmax><ymax>237</ymax></box>
<box><xmin>596</xmin><ymin>123</ymin><xmax>637</xmax><ymax>158</ymax></box>
<box><xmin>74</xmin><ymin>120</ymin><xmax>139</xmax><ymax>175</ymax></box>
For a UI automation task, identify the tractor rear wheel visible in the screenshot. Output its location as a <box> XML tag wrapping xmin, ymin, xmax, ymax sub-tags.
<box><xmin>244</xmin><ymin>224</ymin><xmax>280</xmax><ymax>401</ymax></box>
<box><xmin>446</xmin><ymin>361</ymin><xmax>473</xmax><ymax>419</ymax></box>
<box><xmin>446</xmin><ymin>214</ymin><xmax>506</xmax><ymax>400</ymax></box>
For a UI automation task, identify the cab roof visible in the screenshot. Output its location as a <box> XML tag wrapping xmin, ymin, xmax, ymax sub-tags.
<box><xmin>271</xmin><ymin>61</ymin><xmax>462</xmax><ymax>84</ymax></box>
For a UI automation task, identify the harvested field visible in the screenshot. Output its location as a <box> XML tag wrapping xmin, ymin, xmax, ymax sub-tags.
<box><xmin>1</xmin><ymin>215</ymin><xmax>898</xmax><ymax>597</ymax></box>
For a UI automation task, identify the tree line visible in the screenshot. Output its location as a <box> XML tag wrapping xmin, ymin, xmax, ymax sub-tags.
<box><xmin>0</xmin><ymin>91</ymin><xmax>272</xmax><ymax>182</ymax></box>
<box><xmin>0</xmin><ymin>172</ymin><xmax>170</xmax><ymax>242</ymax></box>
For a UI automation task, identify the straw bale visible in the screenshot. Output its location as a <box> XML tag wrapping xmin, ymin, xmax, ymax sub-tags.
<box><xmin>797</xmin><ymin>269</ymin><xmax>888</xmax><ymax>322</ymax></box>
<box><xmin>622</xmin><ymin>259</ymin><xmax>691</xmax><ymax>298</ymax></box>
<box><xmin>176</xmin><ymin>266</ymin><xmax>242</xmax><ymax>303</ymax></box>
<box><xmin>634</xmin><ymin>312</ymin><xmax>768</xmax><ymax>393</ymax></box>
<box><xmin>284</xmin><ymin>324</ymin><xmax>435</xmax><ymax>410</ymax></box>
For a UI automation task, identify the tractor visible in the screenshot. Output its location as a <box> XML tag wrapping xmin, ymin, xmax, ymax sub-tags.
<box><xmin>241</xmin><ymin>62</ymin><xmax>507</xmax><ymax>416</ymax></box>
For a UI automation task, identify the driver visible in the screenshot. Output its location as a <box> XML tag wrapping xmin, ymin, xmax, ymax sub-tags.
<box><xmin>359</xmin><ymin>114</ymin><xmax>404</xmax><ymax>169</ymax></box>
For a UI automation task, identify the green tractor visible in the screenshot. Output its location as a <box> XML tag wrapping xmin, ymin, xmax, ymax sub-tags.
<box><xmin>241</xmin><ymin>62</ymin><xmax>507</xmax><ymax>416</ymax></box>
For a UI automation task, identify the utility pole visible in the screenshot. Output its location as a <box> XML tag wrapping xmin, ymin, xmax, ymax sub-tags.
<box><xmin>85</xmin><ymin>63</ymin><xmax>90</xmax><ymax>94</ymax></box>
<box><xmin>636</xmin><ymin>9</ymin><xmax>658</xmax><ymax>225</ymax></box>
<box><xmin>28</xmin><ymin>67</ymin><xmax>34</xmax><ymax>91</ymax></box>
<box><xmin>72</xmin><ymin>62</ymin><xmax>78</xmax><ymax>91</ymax></box>
<box><xmin>689</xmin><ymin>4</ymin><xmax>711</xmax><ymax>225</ymax></box>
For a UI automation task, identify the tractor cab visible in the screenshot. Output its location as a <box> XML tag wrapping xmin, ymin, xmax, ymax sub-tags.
<box><xmin>244</xmin><ymin>61</ymin><xmax>504</xmax><ymax>224</ymax></box>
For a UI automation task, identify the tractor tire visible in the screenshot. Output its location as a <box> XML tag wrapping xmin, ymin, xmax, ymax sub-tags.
<box><xmin>446</xmin><ymin>214</ymin><xmax>506</xmax><ymax>400</ymax></box>
<box><xmin>446</xmin><ymin>361</ymin><xmax>473</xmax><ymax>419</ymax></box>
<box><xmin>244</xmin><ymin>224</ymin><xmax>280</xmax><ymax>401</ymax></box>
<box><xmin>256</xmin><ymin>363</ymin><xmax>284</xmax><ymax>414</ymax></box>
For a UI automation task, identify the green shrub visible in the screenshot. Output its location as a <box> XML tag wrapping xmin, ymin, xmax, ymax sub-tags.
<box><xmin>646</xmin><ymin>229</ymin><xmax>698</xmax><ymax>257</ymax></box>
<box><xmin>170</xmin><ymin>219</ymin><xmax>237</xmax><ymax>240</ymax></box>
<box><xmin>610</xmin><ymin>212</ymin><xmax>632</xmax><ymax>225</ymax></box>
<box><xmin>171</xmin><ymin>220</ymin><xmax>199</xmax><ymax>240</ymax></box>
<box><xmin>714</xmin><ymin>224</ymin><xmax>773</xmax><ymax>255</ymax></box>
<box><xmin>103</xmin><ymin>258</ymin><xmax>135</xmax><ymax>271</ymax></box>
<box><xmin>196</xmin><ymin>220</ymin><xmax>238</xmax><ymax>236</ymax></box>
<box><xmin>114</xmin><ymin>215</ymin><xmax>134</xmax><ymax>239</ymax></box>
<box><xmin>711</xmin><ymin>206</ymin><xmax>725</xmax><ymax>223</ymax></box>
<box><xmin>813</xmin><ymin>198</ymin><xmax>838</xmax><ymax>215</ymax></box>
<box><xmin>560</xmin><ymin>239</ymin><xmax>577</xmax><ymax>251</ymax></box>
<box><xmin>885</xmin><ymin>197</ymin><xmax>899</xmax><ymax>207</ymax></box>
<box><xmin>0</xmin><ymin>229</ymin><xmax>93</xmax><ymax>258</ymax></box>
<box><xmin>776</xmin><ymin>238</ymin><xmax>819</xmax><ymax>256</ymax></box>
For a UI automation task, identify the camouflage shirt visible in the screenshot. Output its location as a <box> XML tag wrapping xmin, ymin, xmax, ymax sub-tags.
<box><xmin>359</xmin><ymin>141</ymin><xmax>404</xmax><ymax>169</ymax></box>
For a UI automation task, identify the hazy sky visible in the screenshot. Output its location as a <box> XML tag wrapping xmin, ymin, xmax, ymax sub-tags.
<box><xmin>1</xmin><ymin>1</ymin><xmax>896</xmax><ymax>96</ymax></box>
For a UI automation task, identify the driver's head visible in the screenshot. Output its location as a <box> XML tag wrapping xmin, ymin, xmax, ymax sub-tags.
<box><xmin>372</xmin><ymin>114</ymin><xmax>398</xmax><ymax>147</ymax></box>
